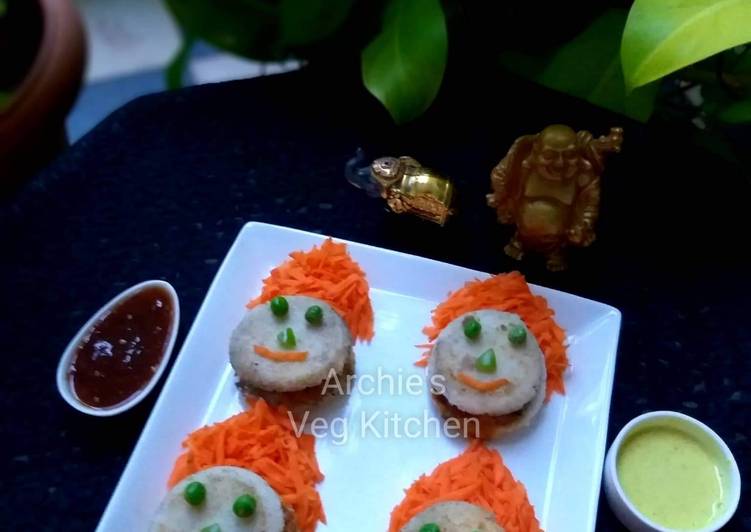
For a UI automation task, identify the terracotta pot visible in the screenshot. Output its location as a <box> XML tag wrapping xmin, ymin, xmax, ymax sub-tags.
<box><xmin>0</xmin><ymin>0</ymin><xmax>86</xmax><ymax>190</ymax></box>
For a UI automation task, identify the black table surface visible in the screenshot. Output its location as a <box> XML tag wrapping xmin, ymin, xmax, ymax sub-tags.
<box><xmin>2</xmin><ymin>65</ymin><xmax>749</xmax><ymax>531</ymax></box>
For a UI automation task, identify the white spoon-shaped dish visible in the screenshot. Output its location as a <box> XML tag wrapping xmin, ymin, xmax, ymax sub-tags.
<box><xmin>56</xmin><ymin>280</ymin><xmax>180</xmax><ymax>417</ymax></box>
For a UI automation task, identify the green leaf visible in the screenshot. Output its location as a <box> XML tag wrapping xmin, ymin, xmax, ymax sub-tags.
<box><xmin>499</xmin><ymin>9</ymin><xmax>659</xmax><ymax>122</ymax></box>
<box><xmin>725</xmin><ymin>47</ymin><xmax>751</xmax><ymax>73</ymax></box>
<box><xmin>164</xmin><ymin>0</ymin><xmax>284</xmax><ymax>61</ymax></box>
<box><xmin>361</xmin><ymin>0</ymin><xmax>447</xmax><ymax>124</ymax></box>
<box><xmin>723</xmin><ymin>47</ymin><xmax>751</xmax><ymax>89</ymax></box>
<box><xmin>622</xmin><ymin>0</ymin><xmax>751</xmax><ymax>90</ymax></box>
<box><xmin>279</xmin><ymin>0</ymin><xmax>353</xmax><ymax>47</ymax></box>
<box><xmin>697</xmin><ymin>59</ymin><xmax>751</xmax><ymax>123</ymax></box>
<box><xmin>0</xmin><ymin>91</ymin><xmax>11</xmax><ymax>111</ymax></box>
<box><xmin>165</xmin><ymin>37</ymin><xmax>194</xmax><ymax>90</ymax></box>
<box><xmin>717</xmin><ymin>99</ymin><xmax>751</xmax><ymax>123</ymax></box>
<box><xmin>690</xmin><ymin>128</ymin><xmax>740</xmax><ymax>165</ymax></box>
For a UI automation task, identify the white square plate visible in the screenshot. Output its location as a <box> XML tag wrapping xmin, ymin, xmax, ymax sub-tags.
<box><xmin>97</xmin><ymin>222</ymin><xmax>621</xmax><ymax>532</ymax></box>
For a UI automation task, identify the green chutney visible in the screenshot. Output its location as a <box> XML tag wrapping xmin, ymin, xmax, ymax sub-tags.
<box><xmin>617</xmin><ymin>425</ymin><xmax>726</xmax><ymax>530</ymax></box>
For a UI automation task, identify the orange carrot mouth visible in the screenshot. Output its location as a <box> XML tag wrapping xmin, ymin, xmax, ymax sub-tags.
<box><xmin>254</xmin><ymin>345</ymin><xmax>308</xmax><ymax>362</ymax></box>
<box><xmin>455</xmin><ymin>372</ymin><xmax>510</xmax><ymax>392</ymax></box>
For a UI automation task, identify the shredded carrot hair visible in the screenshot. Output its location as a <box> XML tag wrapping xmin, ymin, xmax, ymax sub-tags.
<box><xmin>248</xmin><ymin>238</ymin><xmax>374</xmax><ymax>342</ymax></box>
<box><xmin>420</xmin><ymin>272</ymin><xmax>568</xmax><ymax>399</ymax></box>
<box><xmin>253</xmin><ymin>345</ymin><xmax>308</xmax><ymax>362</ymax></box>
<box><xmin>389</xmin><ymin>440</ymin><xmax>542</xmax><ymax>532</ymax></box>
<box><xmin>167</xmin><ymin>399</ymin><xmax>325</xmax><ymax>531</ymax></box>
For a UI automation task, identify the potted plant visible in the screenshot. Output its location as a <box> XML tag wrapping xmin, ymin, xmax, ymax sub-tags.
<box><xmin>0</xmin><ymin>0</ymin><xmax>85</xmax><ymax>190</ymax></box>
<box><xmin>164</xmin><ymin>0</ymin><xmax>751</xmax><ymax>161</ymax></box>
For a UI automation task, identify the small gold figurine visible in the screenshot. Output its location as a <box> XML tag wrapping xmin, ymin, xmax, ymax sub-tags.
<box><xmin>345</xmin><ymin>150</ymin><xmax>455</xmax><ymax>225</ymax></box>
<box><xmin>369</xmin><ymin>156</ymin><xmax>454</xmax><ymax>225</ymax></box>
<box><xmin>487</xmin><ymin>124</ymin><xmax>623</xmax><ymax>271</ymax></box>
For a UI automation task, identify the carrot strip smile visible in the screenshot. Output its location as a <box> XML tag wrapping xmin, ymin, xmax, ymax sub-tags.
<box><xmin>455</xmin><ymin>371</ymin><xmax>510</xmax><ymax>392</ymax></box>
<box><xmin>254</xmin><ymin>345</ymin><xmax>308</xmax><ymax>362</ymax></box>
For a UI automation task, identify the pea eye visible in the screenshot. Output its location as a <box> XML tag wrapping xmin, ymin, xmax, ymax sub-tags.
<box><xmin>233</xmin><ymin>494</ymin><xmax>257</xmax><ymax>518</ymax></box>
<box><xmin>420</xmin><ymin>524</ymin><xmax>440</xmax><ymax>532</ymax></box>
<box><xmin>305</xmin><ymin>305</ymin><xmax>323</xmax><ymax>325</ymax></box>
<box><xmin>183</xmin><ymin>481</ymin><xmax>206</xmax><ymax>506</ymax></box>
<box><xmin>463</xmin><ymin>316</ymin><xmax>481</xmax><ymax>339</ymax></box>
<box><xmin>269</xmin><ymin>296</ymin><xmax>289</xmax><ymax>317</ymax></box>
<box><xmin>508</xmin><ymin>324</ymin><xmax>527</xmax><ymax>345</ymax></box>
<box><xmin>200</xmin><ymin>525</ymin><xmax>221</xmax><ymax>532</ymax></box>
<box><xmin>277</xmin><ymin>327</ymin><xmax>297</xmax><ymax>349</ymax></box>
<box><xmin>475</xmin><ymin>348</ymin><xmax>497</xmax><ymax>373</ymax></box>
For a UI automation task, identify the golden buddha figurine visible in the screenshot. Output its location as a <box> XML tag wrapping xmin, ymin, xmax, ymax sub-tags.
<box><xmin>370</xmin><ymin>156</ymin><xmax>454</xmax><ymax>226</ymax></box>
<box><xmin>487</xmin><ymin>124</ymin><xmax>623</xmax><ymax>271</ymax></box>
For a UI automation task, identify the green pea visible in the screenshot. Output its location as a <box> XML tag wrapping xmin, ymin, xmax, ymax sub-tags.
<box><xmin>269</xmin><ymin>296</ymin><xmax>289</xmax><ymax>317</ymax></box>
<box><xmin>183</xmin><ymin>481</ymin><xmax>206</xmax><ymax>506</ymax></box>
<box><xmin>233</xmin><ymin>493</ymin><xmax>257</xmax><ymax>518</ymax></box>
<box><xmin>277</xmin><ymin>327</ymin><xmax>297</xmax><ymax>349</ymax></box>
<box><xmin>463</xmin><ymin>316</ymin><xmax>481</xmax><ymax>339</ymax></box>
<box><xmin>419</xmin><ymin>524</ymin><xmax>440</xmax><ymax>532</ymax></box>
<box><xmin>508</xmin><ymin>324</ymin><xmax>527</xmax><ymax>345</ymax></box>
<box><xmin>200</xmin><ymin>525</ymin><xmax>221</xmax><ymax>532</ymax></box>
<box><xmin>305</xmin><ymin>305</ymin><xmax>323</xmax><ymax>325</ymax></box>
<box><xmin>475</xmin><ymin>348</ymin><xmax>497</xmax><ymax>373</ymax></box>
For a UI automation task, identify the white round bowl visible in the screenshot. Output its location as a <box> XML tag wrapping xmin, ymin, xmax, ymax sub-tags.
<box><xmin>603</xmin><ymin>411</ymin><xmax>740</xmax><ymax>532</ymax></box>
<box><xmin>56</xmin><ymin>280</ymin><xmax>180</xmax><ymax>416</ymax></box>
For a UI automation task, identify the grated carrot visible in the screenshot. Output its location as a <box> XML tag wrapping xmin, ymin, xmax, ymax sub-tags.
<box><xmin>455</xmin><ymin>372</ymin><xmax>510</xmax><ymax>392</ymax></box>
<box><xmin>388</xmin><ymin>440</ymin><xmax>542</xmax><ymax>532</ymax></box>
<box><xmin>254</xmin><ymin>344</ymin><xmax>308</xmax><ymax>362</ymax></box>
<box><xmin>421</xmin><ymin>272</ymin><xmax>568</xmax><ymax>399</ymax></box>
<box><xmin>414</xmin><ymin>356</ymin><xmax>430</xmax><ymax>368</ymax></box>
<box><xmin>167</xmin><ymin>399</ymin><xmax>325</xmax><ymax>531</ymax></box>
<box><xmin>248</xmin><ymin>238</ymin><xmax>374</xmax><ymax>342</ymax></box>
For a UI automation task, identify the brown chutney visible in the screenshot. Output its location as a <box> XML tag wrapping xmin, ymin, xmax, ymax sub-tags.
<box><xmin>70</xmin><ymin>285</ymin><xmax>174</xmax><ymax>408</ymax></box>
